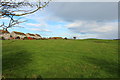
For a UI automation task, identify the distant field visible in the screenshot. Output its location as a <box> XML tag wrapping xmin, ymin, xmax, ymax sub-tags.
<box><xmin>2</xmin><ymin>39</ymin><xmax>119</xmax><ymax>78</ymax></box>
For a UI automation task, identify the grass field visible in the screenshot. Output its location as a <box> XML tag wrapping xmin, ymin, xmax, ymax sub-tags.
<box><xmin>2</xmin><ymin>39</ymin><xmax>119</xmax><ymax>78</ymax></box>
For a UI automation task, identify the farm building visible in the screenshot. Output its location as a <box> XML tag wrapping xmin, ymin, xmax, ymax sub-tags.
<box><xmin>0</xmin><ymin>30</ymin><xmax>42</xmax><ymax>40</ymax></box>
<box><xmin>34</xmin><ymin>34</ymin><xmax>42</xmax><ymax>39</ymax></box>
<box><xmin>26</xmin><ymin>33</ymin><xmax>36</xmax><ymax>39</ymax></box>
<box><xmin>0</xmin><ymin>30</ymin><xmax>11</xmax><ymax>39</ymax></box>
<box><xmin>11</xmin><ymin>31</ymin><xmax>26</xmax><ymax>39</ymax></box>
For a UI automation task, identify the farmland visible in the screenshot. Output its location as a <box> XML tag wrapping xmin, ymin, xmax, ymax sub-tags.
<box><xmin>2</xmin><ymin>39</ymin><xmax>119</xmax><ymax>78</ymax></box>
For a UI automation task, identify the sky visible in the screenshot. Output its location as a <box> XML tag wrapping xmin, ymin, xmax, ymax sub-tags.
<box><xmin>0</xmin><ymin>1</ymin><xmax>119</xmax><ymax>39</ymax></box>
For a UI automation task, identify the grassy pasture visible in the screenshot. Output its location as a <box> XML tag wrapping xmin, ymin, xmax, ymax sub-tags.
<box><xmin>2</xmin><ymin>39</ymin><xmax>119</xmax><ymax>78</ymax></box>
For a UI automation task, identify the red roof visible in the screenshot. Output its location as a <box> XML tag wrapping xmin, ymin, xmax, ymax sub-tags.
<box><xmin>27</xmin><ymin>33</ymin><xmax>35</xmax><ymax>36</ymax></box>
<box><xmin>13</xmin><ymin>31</ymin><xmax>25</xmax><ymax>35</ymax></box>
<box><xmin>0</xmin><ymin>30</ymin><xmax>9</xmax><ymax>33</ymax></box>
<box><xmin>36</xmin><ymin>34</ymin><xmax>41</xmax><ymax>37</ymax></box>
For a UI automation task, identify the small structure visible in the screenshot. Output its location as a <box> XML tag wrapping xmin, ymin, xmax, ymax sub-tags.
<box><xmin>0</xmin><ymin>30</ymin><xmax>11</xmax><ymax>39</ymax></box>
<box><xmin>34</xmin><ymin>34</ymin><xmax>42</xmax><ymax>39</ymax></box>
<box><xmin>26</xmin><ymin>33</ymin><xmax>36</xmax><ymax>39</ymax></box>
<box><xmin>11</xmin><ymin>31</ymin><xmax>26</xmax><ymax>39</ymax></box>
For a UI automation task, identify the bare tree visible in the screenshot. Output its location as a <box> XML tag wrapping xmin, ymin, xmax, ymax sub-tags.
<box><xmin>1</xmin><ymin>17</ymin><xmax>27</xmax><ymax>31</ymax></box>
<box><xmin>0</xmin><ymin>0</ymin><xmax>51</xmax><ymax>31</ymax></box>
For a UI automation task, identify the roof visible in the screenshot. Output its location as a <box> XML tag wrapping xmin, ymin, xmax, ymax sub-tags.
<box><xmin>13</xmin><ymin>31</ymin><xmax>25</xmax><ymax>35</ymax></box>
<box><xmin>0</xmin><ymin>30</ymin><xmax>9</xmax><ymax>33</ymax></box>
<box><xmin>27</xmin><ymin>33</ymin><xmax>35</xmax><ymax>36</ymax></box>
<box><xmin>35</xmin><ymin>34</ymin><xmax>41</xmax><ymax>37</ymax></box>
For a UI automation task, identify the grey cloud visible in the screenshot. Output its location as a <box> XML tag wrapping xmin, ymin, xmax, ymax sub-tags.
<box><xmin>43</xmin><ymin>2</ymin><xmax>118</xmax><ymax>39</ymax></box>
<box><xmin>47</xmin><ymin>2</ymin><xmax>118</xmax><ymax>22</ymax></box>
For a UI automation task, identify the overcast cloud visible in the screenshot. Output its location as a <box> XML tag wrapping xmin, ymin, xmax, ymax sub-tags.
<box><xmin>44</xmin><ymin>2</ymin><xmax>118</xmax><ymax>39</ymax></box>
<box><xmin>48</xmin><ymin>2</ymin><xmax>118</xmax><ymax>22</ymax></box>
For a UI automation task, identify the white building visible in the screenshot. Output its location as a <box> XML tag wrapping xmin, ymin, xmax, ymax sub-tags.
<box><xmin>26</xmin><ymin>33</ymin><xmax>36</xmax><ymax>38</ymax></box>
<box><xmin>11</xmin><ymin>31</ymin><xmax>26</xmax><ymax>39</ymax></box>
<box><xmin>34</xmin><ymin>34</ymin><xmax>42</xmax><ymax>39</ymax></box>
<box><xmin>0</xmin><ymin>30</ymin><xmax>11</xmax><ymax>39</ymax></box>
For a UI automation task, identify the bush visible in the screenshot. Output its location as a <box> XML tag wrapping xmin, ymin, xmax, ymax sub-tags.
<box><xmin>0</xmin><ymin>37</ymin><xmax>5</xmax><ymax>40</ymax></box>
<box><xmin>24</xmin><ymin>37</ymin><xmax>28</xmax><ymax>40</ymax></box>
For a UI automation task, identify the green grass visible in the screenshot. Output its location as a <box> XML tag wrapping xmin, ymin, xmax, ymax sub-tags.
<box><xmin>2</xmin><ymin>39</ymin><xmax>119</xmax><ymax>78</ymax></box>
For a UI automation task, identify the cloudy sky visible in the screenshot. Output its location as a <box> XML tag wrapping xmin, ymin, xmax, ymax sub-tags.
<box><xmin>0</xmin><ymin>1</ymin><xmax>118</xmax><ymax>39</ymax></box>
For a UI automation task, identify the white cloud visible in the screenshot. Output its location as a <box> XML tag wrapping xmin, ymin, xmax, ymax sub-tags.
<box><xmin>26</xmin><ymin>23</ymin><xmax>48</xmax><ymax>27</ymax></box>
<box><xmin>66</xmin><ymin>21</ymin><xmax>83</xmax><ymax>28</ymax></box>
<box><xmin>91</xmin><ymin>25</ymin><xmax>113</xmax><ymax>32</ymax></box>
<box><xmin>27</xmin><ymin>28</ymin><xmax>52</xmax><ymax>32</ymax></box>
<box><xmin>57</xmin><ymin>32</ymin><xmax>97</xmax><ymax>39</ymax></box>
<box><xmin>65</xmin><ymin>20</ymin><xmax>118</xmax><ymax>39</ymax></box>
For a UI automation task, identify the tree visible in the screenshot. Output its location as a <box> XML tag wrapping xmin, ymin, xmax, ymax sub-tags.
<box><xmin>73</xmin><ymin>37</ymin><xmax>76</xmax><ymax>40</ymax></box>
<box><xmin>0</xmin><ymin>0</ymin><xmax>51</xmax><ymax>31</ymax></box>
<box><xmin>0</xmin><ymin>17</ymin><xmax>27</xmax><ymax>31</ymax></box>
<box><xmin>64</xmin><ymin>37</ymin><xmax>67</xmax><ymax>40</ymax></box>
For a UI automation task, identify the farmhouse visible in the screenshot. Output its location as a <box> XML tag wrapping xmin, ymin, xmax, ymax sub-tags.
<box><xmin>0</xmin><ymin>30</ymin><xmax>11</xmax><ymax>39</ymax></box>
<box><xmin>0</xmin><ymin>30</ymin><xmax>42</xmax><ymax>40</ymax></box>
<box><xmin>34</xmin><ymin>34</ymin><xmax>42</xmax><ymax>39</ymax></box>
<box><xmin>11</xmin><ymin>31</ymin><xmax>26</xmax><ymax>39</ymax></box>
<box><xmin>26</xmin><ymin>33</ymin><xmax>36</xmax><ymax>39</ymax></box>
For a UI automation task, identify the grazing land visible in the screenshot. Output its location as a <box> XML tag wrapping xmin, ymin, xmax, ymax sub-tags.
<box><xmin>2</xmin><ymin>39</ymin><xmax>118</xmax><ymax>78</ymax></box>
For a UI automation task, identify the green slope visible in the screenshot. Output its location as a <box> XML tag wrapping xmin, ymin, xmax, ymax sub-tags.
<box><xmin>2</xmin><ymin>40</ymin><xmax>118</xmax><ymax>78</ymax></box>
